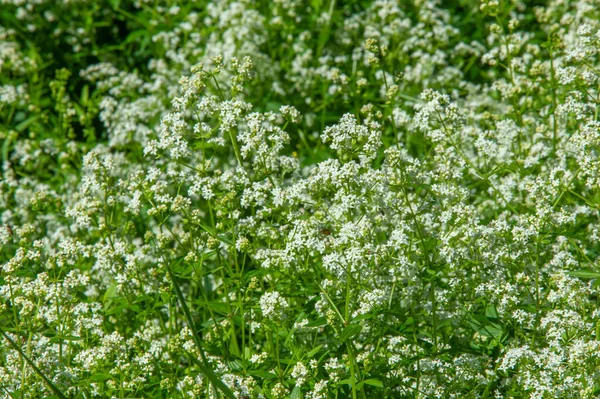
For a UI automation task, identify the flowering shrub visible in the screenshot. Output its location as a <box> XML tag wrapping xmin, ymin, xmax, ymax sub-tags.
<box><xmin>2</xmin><ymin>0</ymin><xmax>600</xmax><ymax>398</ymax></box>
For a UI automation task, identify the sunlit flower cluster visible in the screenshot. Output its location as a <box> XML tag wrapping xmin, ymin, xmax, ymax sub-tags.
<box><xmin>2</xmin><ymin>0</ymin><xmax>600</xmax><ymax>398</ymax></box>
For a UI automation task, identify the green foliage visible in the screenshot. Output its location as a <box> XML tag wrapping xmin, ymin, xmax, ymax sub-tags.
<box><xmin>2</xmin><ymin>0</ymin><xmax>600</xmax><ymax>398</ymax></box>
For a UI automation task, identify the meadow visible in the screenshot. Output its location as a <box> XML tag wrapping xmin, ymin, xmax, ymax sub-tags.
<box><xmin>1</xmin><ymin>0</ymin><xmax>600</xmax><ymax>397</ymax></box>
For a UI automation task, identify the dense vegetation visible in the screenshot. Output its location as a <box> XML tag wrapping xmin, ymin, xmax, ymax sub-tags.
<box><xmin>2</xmin><ymin>0</ymin><xmax>600</xmax><ymax>397</ymax></box>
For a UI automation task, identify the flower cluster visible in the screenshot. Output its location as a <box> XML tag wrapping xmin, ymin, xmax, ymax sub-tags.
<box><xmin>2</xmin><ymin>0</ymin><xmax>600</xmax><ymax>398</ymax></box>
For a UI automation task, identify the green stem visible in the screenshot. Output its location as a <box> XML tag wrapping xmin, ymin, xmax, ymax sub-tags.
<box><xmin>0</xmin><ymin>329</ymin><xmax>68</xmax><ymax>399</ymax></box>
<box><xmin>164</xmin><ymin>261</ymin><xmax>236</xmax><ymax>399</ymax></box>
<box><xmin>228</xmin><ymin>129</ymin><xmax>243</xmax><ymax>167</ymax></box>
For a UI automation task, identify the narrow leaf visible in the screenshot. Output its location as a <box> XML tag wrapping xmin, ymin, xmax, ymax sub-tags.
<box><xmin>363</xmin><ymin>378</ymin><xmax>384</xmax><ymax>388</ymax></box>
<box><xmin>569</xmin><ymin>270</ymin><xmax>600</xmax><ymax>279</ymax></box>
<box><xmin>306</xmin><ymin>344</ymin><xmax>323</xmax><ymax>359</ymax></box>
<box><xmin>339</xmin><ymin>323</ymin><xmax>362</xmax><ymax>343</ymax></box>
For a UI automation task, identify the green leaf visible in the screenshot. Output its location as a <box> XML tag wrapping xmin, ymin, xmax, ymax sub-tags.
<box><xmin>352</xmin><ymin>313</ymin><xmax>375</xmax><ymax>322</ymax></box>
<box><xmin>362</xmin><ymin>378</ymin><xmax>384</xmax><ymax>388</ymax></box>
<box><xmin>171</xmin><ymin>261</ymin><xmax>193</xmax><ymax>277</ymax></box>
<box><xmin>80</xmin><ymin>85</ymin><xmax>89</xmax><ymax>105</ymax></box>
<box><xmin>247</xmin><ymin>370</ymin><xmax>277</xmax><ymax>379</ymax></box>
<box><xmin>290</xmin><ymin>386</ymin><xmax>303</xmax><ymax>399</ymax></box>
<box><xmin>49</xmin><ymin>335</ymin><xmax>81</xmax><ymax>343</ymax></box>
<box><xmin>15</xmin><ymin>115</ymin><xmax>40</xmax><ymax>133</ymax></box>
<box><xmin>339</xmin><ymin>323</ymin><xmax>362</xmax><ymax>343</ymax></box>
<box><xmin>569</xmin><ymin>270</ymin><xmax>600</xmax><ymax>279</ymax></box>
<box><xmin>124</xmin><ymin>29</ymin><xmax>150</xmax><ymax>45</ymax></box>
<box><xmin>306</xmin><ymin>344</ymin><xmax>323</xmax><ymax>359</ymax></box>
<box><xmin>228</xmin><ymin>359</ymin><xmax>242</xmax><ymax>371</ymax></box>
<box><xmin>89</xmin><ymin>373</ymin><xmax>112</xmax><ymax>382</ymax></box>
<box><xmin>469</xmin><ymin>319</ymin><xmax>503</xmax><ymax>339</ymax></box>
<box><xmin>229</xmin><ymin>328</ymin><xmax>241</xmax><ymax>357</ymax></box>
<box><xmin>105</xmin><ymin>304</ymin><xmax>128</xmax><ymax>316</ymax></box>
<box><xmin>485</xmin><ymin>305</ymin><xmax>499</xmax><ymax>319</ymax></box>
<box><xmin>317</xmin><ymin>350</ymin><xmax>331</xmax><ymax>365</ymax></box>
<box><xmin>306</xmin><ymin>318</ymin><xmax>327</xmax><ymax>328</ymax></box>
<box><xmin>208</xmin><ymin>301</ymin><xmax>229</xmax><ymax>314</ymax></box>
<box><xmin>103</xmin><ymin>283</ymin><xmax>118</xmax><ymax>302</ymax></box>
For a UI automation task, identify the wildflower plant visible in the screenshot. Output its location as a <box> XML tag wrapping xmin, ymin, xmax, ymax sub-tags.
<box><xmin>2</xmin><ymin>0</ymin><xmax>600</xmax><ymax>398</ymax></box>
